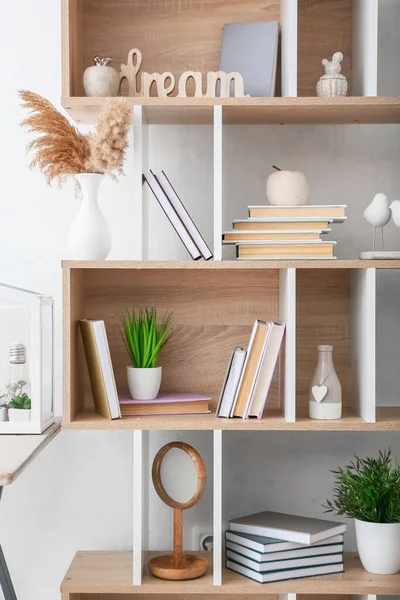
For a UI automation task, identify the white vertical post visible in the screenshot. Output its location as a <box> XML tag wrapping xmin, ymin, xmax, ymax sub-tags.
<box><xmin>133</xmin><ymin>429</ymin><xmax>147</xmax><ymax>585</ymax></box>
<box><xmin>213</xmin><ymin>105</ymin><xmax>223</xmax><ymax>261</ymax></box>
<box><xmin>213</xmin><ymin>430</ymin><xmax>223</xmax><ymax>585</ymax></box>
<box><xmin>281</xmin><ymin>0</ymin><xmax>298</xmax><ymax>97</ymax></box>
<box><xmin>279</xmin><ymin>594</ymin><xmax>297</xmax><ymax>600</ymax></box>
<box><xmin>352</xmin><ymin>0</ymin><xmax>378</xmax><ymax>96</ymax></box>
<box><xmin>132</xmin><ymin>105</ymin><xmax>149</xmax><ymax>260</ymax></box>
<box><xmin>279</xmin><ymin>268</ymin><xmax>296</xmax><ymax>422</ymax></box>
<box><xmin>354</xmin><ymin>595</ymin><xmax>377</xmax><ymax>600</ymax></box>
<box><xmin>351</xmin><ymin>269</ymin><xmax>376</xmax><ymax>422</ymax></box>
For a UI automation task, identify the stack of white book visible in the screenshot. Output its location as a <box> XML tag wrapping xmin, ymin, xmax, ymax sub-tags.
<box><xmin>226</xmin><ymin>510</ymin><xmax>347</xmax><ymax>583</ymax></box>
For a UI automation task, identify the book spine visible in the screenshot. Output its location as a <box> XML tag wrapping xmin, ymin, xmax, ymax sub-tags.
<box><xmin>257</xmin><ymin>323</ymin><xmax>285</xmax><ymax>419</ymax></box>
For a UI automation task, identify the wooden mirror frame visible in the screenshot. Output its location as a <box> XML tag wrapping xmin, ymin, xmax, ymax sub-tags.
<box><xmin>148</xmin><ymin>442</ymin><xmax>208</xmax><ymax>581</ymax></box>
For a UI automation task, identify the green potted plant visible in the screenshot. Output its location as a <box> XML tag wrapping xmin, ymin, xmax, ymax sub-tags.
<box><xmin>325</xmin><ymin>449</ymin><xmax>400</xmax><ymax>574</ymax></box>
<box><xmin>121</xmin><ymin>308</ymin><xmax>173</xmax><ymax>400</ymax></box>
<box><xmin>8</xmin><ymin>392</ymin><xmax>32</xmax><ymax>422</ymax></box>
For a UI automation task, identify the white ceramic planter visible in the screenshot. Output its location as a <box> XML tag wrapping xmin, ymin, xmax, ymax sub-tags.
<box><xmin>127</xmin><ymin>366</ymin><xmax>162</xmax><ymax>400</ymax></box>
<box><xmin>69</xmin><ymin>174</ymin><xmax>112</xmax><ymax>260</ymax></box>
<box><xmin>8</xmin><ymin>408</ymin><xmax>31</xmax><ymax>422</ymax></box>
<box><xmin>0</xmin><ymin>407</ymin><xmax>7</xmax><ymax>422</ymax></box>
<box><xmin>355</xmin><ymin>519</ymin><xmax>400</xmax><ymax>574</ymax></box>
<box><xmin>266</xmin><ymin>171</ymin><xmax>309</xmax><ymax>206</ymax></box>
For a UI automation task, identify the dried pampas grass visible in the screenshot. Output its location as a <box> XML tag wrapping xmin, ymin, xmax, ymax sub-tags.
<box><xmin>20</xmin><ymin>91</ymin><xmax>131</xmax><ymax>186</ymax></box>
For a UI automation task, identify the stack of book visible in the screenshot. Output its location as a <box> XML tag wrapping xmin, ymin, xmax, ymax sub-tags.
<box><xmin>223</xmin><ymin>205</ymin><xmax>347</xmax><ymax>260</ymax></box>
<box><xmin>216</xmin><ymin>320</ymin><xmax>285</xmax><ymax>419</ymax></box>
<box><xmin>79</xmin><ymin>320</ymin><xmax>211</xmax><ymax>419</ymax></box>
<box><xmin>226</xmin><ymin>510</ymin><xmax>347</xmax><ymax>583</ymax></box>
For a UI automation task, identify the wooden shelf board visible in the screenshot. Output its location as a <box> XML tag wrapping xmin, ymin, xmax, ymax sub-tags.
<box><xmin>62</xmin><ymin>96</ymin><xmax>400</xmax><ymax>125</ymax></box>
<box><xmin>62</xmin><ymin>259</ymin><xmax>400</xmax><ymax>271</ymax></box>
<box><xmin>62</xmin><ymin>407</ymin><xmax>400</xmax><ymax>431</ymax></box>
<box><xmin>61</xmin><ymin>551</ymin><xmax>400</xmax><ymax>595</ymax></box>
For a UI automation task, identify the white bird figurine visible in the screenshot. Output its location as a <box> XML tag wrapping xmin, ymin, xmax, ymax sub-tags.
<box><xmin>363</xmin><ymin>193</ymin><xmax>391</xmax><ymax>251</ymax></box>
<box><xmin>390</xmin><ymin>201</ymin><xmax>400</xmax><ymax>228</ymax></box>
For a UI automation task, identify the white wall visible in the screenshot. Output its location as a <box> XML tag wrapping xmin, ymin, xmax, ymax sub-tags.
<box><xmin>0</xmin><ymin>1</ymin><xmax>400</xmax><ymax>599</ymax></box>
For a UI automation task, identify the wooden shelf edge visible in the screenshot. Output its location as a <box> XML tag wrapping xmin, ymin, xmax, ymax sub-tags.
<box><xmin>61</xmin><ymin>259</ymin><xmax>400</xmax><ymax>270</ymax></box>
<box><xmin>61</xmin><ymin>551</ymin><xmax>400</xmax><ymax>595</ymax></box>
<box><xmin>62</xmin><ymin>96</ymin><xmax>400</xmax><ymax>125</ymax></box>
<box><xmin>62</xmin><ymin>407</ymin><xmax>400</xmax><ymax>431</ymax></box>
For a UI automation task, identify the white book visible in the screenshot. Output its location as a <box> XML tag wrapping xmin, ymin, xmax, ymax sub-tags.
<box><xmin>227</xmin><ymin>549</ymin><xmax>343</xmax><ymax>572</ymax></box>
<box><xmin>90</xmin><ymin>321</ymin><xmax>120</xmax><ymax>420</ymax></box>
<box><xmin>226</xmin><ymin>531</ymin><xmax>344</xmax><ymax>554</ymax></box>
<box><xmin>143</xmin><ymin>171</ymin><xmax>202</xmax><ymax>260</ymax></box>
<box><xmin>226</xmin><ymin>559</ymin><xmax>344</xmax><ymax>583</ymax></box>
<box><xmin>230</xmin><ymin>511</ymin><xmax>347</xmax><ymax>545</ymax></box>
<box><xmin>156</xmin><ymin>170</ymin><xmax>213</xmax><ymax>260</ymax></box>
<box><xmin>226</xmin><ymin>540</ymin><xmax>344</xmax><ymax>562</ymax></box>
<box><xmin>245</xmin><ymin>322</ymin><xmax>285</xmax><ymax>419</ymax></box>
<box><xmin>216</xmin><ymin>347</ymin><xmax>247</xmax><ymax>418</ymax></box>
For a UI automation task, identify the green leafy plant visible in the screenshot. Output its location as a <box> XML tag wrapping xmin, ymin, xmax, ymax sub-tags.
<box><xmin>120</xmin><ymin>308</ymin><xmax>173</xmax><ymax>369</ymax></box>
<box><xmin>324</xmin><ymin>449</ymin><xmax>400</xmax><ymax>523</ymax></box>
<box><xmin>9</xmin><ymin>393</ymin><xmax>31</xmax><ymax>410</ymax></box>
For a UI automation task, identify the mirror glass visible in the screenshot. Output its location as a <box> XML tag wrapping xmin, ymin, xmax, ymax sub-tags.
<box><xmin>159</xmin><ymin>447</ymin><xmax>198</xmax><ymax>504</ymax></box>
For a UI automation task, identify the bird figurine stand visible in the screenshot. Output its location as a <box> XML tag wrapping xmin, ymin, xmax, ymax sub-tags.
<box><xmin>360</xmin><ymin>193</ymin><xmax>400</xmax><ymax>259</ymax></box>
<box><xmin>148</xmin><ymin>442</ymin><xmax>208</xmax><ymax>581</ymax></box>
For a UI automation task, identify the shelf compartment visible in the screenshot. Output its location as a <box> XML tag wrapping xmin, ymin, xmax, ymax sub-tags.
<box><xmin>61</xmin><ymin>551</ymin><xmax>400</xmax><ymax>595</ymax></box>
<box><xmin>62</xmin><ymin>96</ymin><xmax>400</xmax><ymax>125</ymax></box>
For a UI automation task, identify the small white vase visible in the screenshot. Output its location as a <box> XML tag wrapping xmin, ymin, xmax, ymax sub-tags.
<box><xmin>0</xmin><ymin>407</ymin><xmax>7</xmax><ymax>422</ymax></box>
<box><xmin>69</xmin><ymin>174</ymin><xmax>112</xmax><ymax>260</ymax></box>
<box><xmin>127</xmin><ymin>366</ymin><xmax>162</xmax><ymax>401</ymax></box>
<box><xmin>8</xmin><ymin>408</ymin><xmax>31</xmax><ymax>422</ymax></box>
<box><xmin>355</xmin><ymin>519</ymin><xmax>400</xmax><ymax>574</ymax></box>
<box><xmin>309</xmin><ymin>345</ymin><xmax>342</xmax><ymax>420</ymax></box>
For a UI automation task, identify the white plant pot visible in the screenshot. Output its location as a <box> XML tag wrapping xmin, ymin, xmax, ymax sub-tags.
<box><xmin>266</xmin><ymin>171</ymin><xmax>309</xmax><ymax>206</ymax></box>
<box><xmin>0</xmin><ymin>407</ymin><xmax>7</xmax><ymax>422</ymax></box>
<box><xmin>127</xmin><ymin>366</ymin><xmax>162</xmax><ymax>401</ymax></box>
<box><xmin>355</xmin><ymin>519</ymin><xmax>400</xmax><ymax>574</ymax></box>
<box><xmin>68</xmin><ymin>174</ymin><xmax>112</xmax><ymax>260</ymax></box>
<box><xmin>8</xmin><ymin>408</ymin><xmax>31</xmax><ymax>422</ymax></box>
<box><xmin>84</xmin><ymin>65</ymin><xmax>120</xmax><ymax>97</ymax></box>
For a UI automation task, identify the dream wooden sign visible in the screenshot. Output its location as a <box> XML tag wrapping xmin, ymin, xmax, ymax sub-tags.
<box><xmin>120</xmin><ymin>48</ymin><xmax>248</xmax><ymax>98</ymax></box>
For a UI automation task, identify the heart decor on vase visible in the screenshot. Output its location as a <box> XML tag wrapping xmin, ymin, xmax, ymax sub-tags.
<box><xmin>312</xmin><ymin>385</ymin><xmax>328</xmax><ymax>403</ymax></box>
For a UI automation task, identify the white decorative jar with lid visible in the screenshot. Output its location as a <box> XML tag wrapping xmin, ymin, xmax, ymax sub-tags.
<box><xmin>309</xmin><ymin>345</ymin><xmax>342</xmax><ymax>420</ymax></box>
<box><xmin>316</xmin><ymin>52</ymin><xmax>348</xmax><ymax>97</ymax></box>
<box><xmin>83</xmin><ymin>56</ymin><xmax>120</xmax><ymax>97</ymax></box>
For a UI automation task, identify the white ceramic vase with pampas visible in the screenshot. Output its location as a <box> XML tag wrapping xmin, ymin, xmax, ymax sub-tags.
<box><xmin>19</xmin><ymin>91</ymin><xmax>132</xmax><ymax>260</ymax></box>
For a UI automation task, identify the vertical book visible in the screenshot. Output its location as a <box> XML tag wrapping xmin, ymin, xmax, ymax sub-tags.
<box><xmin>79</xmin><ymin>320</ymin><xmax>121</xmax><ymax>420</ymax></box>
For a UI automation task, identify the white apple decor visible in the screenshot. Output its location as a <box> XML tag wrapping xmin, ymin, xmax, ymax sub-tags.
<box><xmin>266</xmin><ymin>166</ymin><xmax>309</xmax><ymax>206</ymax></box>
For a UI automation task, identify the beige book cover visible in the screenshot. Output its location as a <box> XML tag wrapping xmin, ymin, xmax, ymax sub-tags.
<box><xmin>80</xmin><ymin>320</ymin><xmax>113</xmax><ymax>420</ymax></box>
<box><xmin>223</xmin><ymin>230</ymin><xmax>327</xmax><ymax>242</ymax></box>
<box><xmin>233</xmin><ymin>219</ymin><xmax>331</xmax><ymax>231</ymax></box>
<box><xmin>248</xmin><ymin>205</ymin><xmax>347</xmax><ymax>221</ymax></box>
<box><xmin>237</xmin><ymin>242</ymin><xmax>335</xmax><ymax>259</ymax></box>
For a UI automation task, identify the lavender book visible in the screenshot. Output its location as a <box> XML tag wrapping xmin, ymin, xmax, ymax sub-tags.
<box><xmin>119</xmin><ymin>393</ymin><xmax>211</xmax><ymax>416</ymax></box>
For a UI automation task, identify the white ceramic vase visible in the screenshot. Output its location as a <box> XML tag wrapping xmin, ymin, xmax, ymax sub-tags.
<box><xmin>8</xmin><ymin>408</ymin><xmax>31</xmax><ymax>422</ymax></box>
<box><xmin>84</xmin><ymin>65</ymin><xmax>120</xmax><ymax>97</ymax></box>
<box><xmin>68</xmin><ymin>174</ymin><xmax>112</xmax><ymax>260</ymax></box>
<box><xmin>0</xmin><ymin>407</ymin><xmax>7</xmax><ymax>422</ymax></box>
<box><xmin>309</xmin><ymin>345</ymin><xmax>342</xmax><ymax>420</ymax></box>
<box><xmin>266</xmin><ymin>170</ymin><xmax>309</xmax><ymax>206</ymax></box>
<box><xmin>355</xmin><ymin>519</ymin><xmax>400</xmax><ymax>574</ymax></box>
<box><xmin>127</xmin><ymin>366</ymin><xmax>162</xmax><ymax>401</ymax></box>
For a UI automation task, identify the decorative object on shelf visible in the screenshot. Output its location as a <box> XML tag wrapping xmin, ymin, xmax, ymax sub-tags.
<box><xmin>309</xmin><ymin>345</ymin><xmax>342</xmax><ymax>420</ymax></box>
<box><xmin>119</xmin><ymin>48</ymin><xmax>247</xmax><ymax>98</ymax></box>
<box><xmin>68</xmin><ymin>174</ymin><xmax>111</xmax><ymax>260</ymax></box>
<box><xmin>325</xmin><ymin>449</ymin><xmax>400</xmax><ymax>574</ymax></box>
<box><xmin>148</xmin><ymin>441</ymin><xmax>208</xmax><ymax>580</ymax></box>
<box><xmin>0</xmin><ymin>284</ymin><xmax>53</xmax><ymax>434</ymax></box>
<box><xmin>316</xmin><ymin>52</ymin><xmax>348</xmax><ymax>97</ymax></box>
<box><xmin>360</xmin><ymin>193</ymin><xmax>400</xmax><ymax>259</ymax></box>
<box><xmin>19</xmin><ymin>91</ymin><xmax>131</xmax><ymax>259</ymax></box>
<box><xmin>83</xmin><ymin>56</ymin><xmax>120</xmax><ymax>97</ymax></box>
<box><xmin>219</xmin><ymin>21</ymin><xmax>279</xmax><ymax>97</ymax></box>
<box><xmin>8</xmin><ymin>393</ymin><xmax>31</xmax><ymax>422</ymax></box>
<box><xmin>121</xmin><ymin>308</ymin><xmax>173</xmax><ymax>401</ymax></box>
<box><xmin>266</xmin><ymin>166</ymin><xmax>309</xmax><ymax>206</ymax></box>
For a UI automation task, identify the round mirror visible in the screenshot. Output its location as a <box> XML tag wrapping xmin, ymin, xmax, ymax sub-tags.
<box><xmin>159</xmin><ymin>447</ymin><xmax>198</xmax><ymax>504</ymax></box>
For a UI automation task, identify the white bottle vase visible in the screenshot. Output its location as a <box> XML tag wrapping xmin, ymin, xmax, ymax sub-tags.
<box><xmin>68</xmin><ymin>174</ymin><xmax>112</xmax><ymax>260</ymax></box>
<box><xmin>309</xmin><ymin>345</ymin><xmax>342</xmax><ymax>419</ymax></box>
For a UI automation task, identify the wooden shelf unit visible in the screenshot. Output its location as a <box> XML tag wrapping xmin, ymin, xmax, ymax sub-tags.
<box><xmin>61</xmin><ymin>551</ymin><xmax>400</xmax><ymax>596</ymax></box>
<box><xmin>63</xmin><ymin>260</ymin><xmax>396</xmax><ymax>430</ymax></box>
